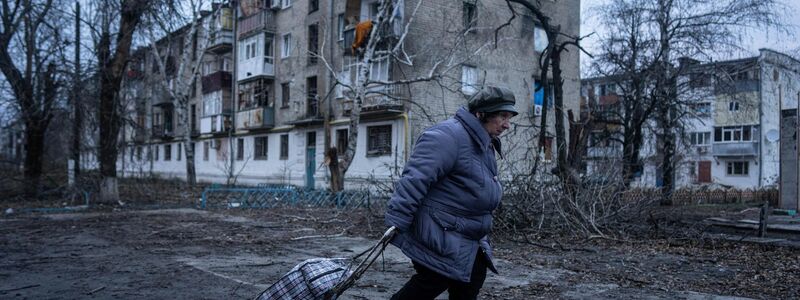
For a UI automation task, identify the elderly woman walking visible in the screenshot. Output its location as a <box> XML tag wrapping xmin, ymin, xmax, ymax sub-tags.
<box><xmin>385</xmin><ymin>86</ymin><xmax>518</xmax><ymax>300</ymax></box>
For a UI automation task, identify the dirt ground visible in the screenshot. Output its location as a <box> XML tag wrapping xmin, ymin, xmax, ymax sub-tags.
<box><xmin>1</xmin><ymin>205</ymin><xmax>798</xmax><ymax>299</ymax></box>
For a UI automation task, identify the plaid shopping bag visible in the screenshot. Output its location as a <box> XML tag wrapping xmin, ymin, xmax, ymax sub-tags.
<box><xmin>255</xmin><ymin>258</ymin><xmax>351</xmax><ymax>300</ymax></box>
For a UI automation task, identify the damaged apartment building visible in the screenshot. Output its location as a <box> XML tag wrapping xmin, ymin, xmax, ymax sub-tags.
<box><xmin>117</xmin><ymin>0</ymin><xmax>580</xmax><ymax>189</ymax></box>
<box><xmin>581</xmin><ymin>49</ymin><xmax>800</xmax><ymax>210</ymax></box>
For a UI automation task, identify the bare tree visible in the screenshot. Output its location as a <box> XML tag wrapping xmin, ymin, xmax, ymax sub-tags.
<box><xmin>96</xmin><ymin>0</ymin><xmax>155</xmax><ymax>202</ymax></box>
<box><xmin>143</xmin><ymin>0</ymin><xmax>220</xmax><ymax>186</ymax></box>
<box><xmin>589</xmin><ymin>0</ymin><xmax>661</xmax><ymax>188</ymax></box>
<box><xmin>590</xmin><ymin>0</ymin><xmax>783</xmax><ymax>203</ymax></box>
<box><xmin>501</xmin><ymin>0</ymin><xmax>590</xmax><ymax>193</ymax></box>
<box><xmin>0</xmin><ymin>0</ymin><xmax>70</xmax><ymax>197</ymax></box>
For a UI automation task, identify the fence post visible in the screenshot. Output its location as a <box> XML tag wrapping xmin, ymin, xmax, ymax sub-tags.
<box><xmin>758</xmin><ymin>201</ymin><xmax>769</xmax><ymax>237</ymax></box>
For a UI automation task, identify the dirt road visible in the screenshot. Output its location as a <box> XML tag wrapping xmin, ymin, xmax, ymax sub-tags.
<box><xmin>1</xmin><ymin>207</ymin><xmax>796</xmax><ymax>299</ymax></box>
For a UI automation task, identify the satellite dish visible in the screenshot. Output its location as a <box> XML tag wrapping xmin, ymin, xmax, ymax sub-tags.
<box><xmin>766</xmin><ymin>129</ymin><xmax>779</xmax><ymax>142</ymax></box>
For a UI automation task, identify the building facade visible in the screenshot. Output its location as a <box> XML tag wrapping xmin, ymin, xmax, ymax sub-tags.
<box><xmin>118</xmin><ymin>0</ymin><xmax>581</xmax><ymax>189</ymax></box>
<box><xmin>581</xmin><ymin>49</ymin><xmax>800</xmax><ymax>208</ymax></box>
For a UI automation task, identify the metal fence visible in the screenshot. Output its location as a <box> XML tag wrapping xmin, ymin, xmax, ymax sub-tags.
<box><xmin>200</xmin><ymin>184</ymin><xmax>375</xmax><ymax>209</ymax></box>
<box><xmin>620</xmin><ymin>188</ymin><xmax>779</xmax><ymax>206</ymax></box>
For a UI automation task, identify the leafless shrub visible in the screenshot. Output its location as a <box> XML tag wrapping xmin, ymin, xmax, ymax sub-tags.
<box><xmin>495</xmin><ymin>158</ymin><xmax>659</xmax><ymax>239</ymax></box>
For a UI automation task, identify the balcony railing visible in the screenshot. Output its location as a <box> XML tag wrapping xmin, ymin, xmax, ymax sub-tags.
<box><xmin>201</xmin><ymin>71</ymin><xmax>232</xmax><ymax>94</ymax></box>
<box><xmin>715</xmin><ymin>79</ymin><xmax>759</xmax><ymax>95</ymax></box>
<box><xmin>132</xmin><ymin>127</ymin><xmax>147</xmax><ymax>143</ymax></box>
<box><xmin>586</xmin><ymin>146</ymin><xmax>623</xmax><ymax>159</ymax></box>
<box><xmin>151</xmin><ymin>91</ymin><xmax>173</xmax><ymax>107</ymax></box>
<box><xmin>237</xmin><ymin>10</ymin><xmax>276</xmax><ymax>38</ymax></box>
<box><xmin>207</xmin><ymin>30</ymin><xmax>233</xmax><ymax>53</ymax></box>
<box><xmin>341</xmin><ymin>85</ymin><xmax>408</xmax><ymax>117</ymax></box>
<box><xmin>151</xmin><ymin>124</ymin><xmax>174</xmax><ymax>139</ymax></box>
<box><xmin>712</xmin><ymin>141</ymin><xmax>759</xmax><ymax>157</ymax></box>
<box><xmin>200</xmin><ymin>114</ymin><xmax>231</xmax><ymax>134</ymax></box>
<box><xmin>235</xmin><ymin>106</ymin><xmax>275</xmax><ymax>130</ymax></box>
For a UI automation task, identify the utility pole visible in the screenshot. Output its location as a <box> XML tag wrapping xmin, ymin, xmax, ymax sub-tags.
<box><xmin>228</xmin><ymin>0</ymin><xmax>238</xmax><ymax>185</ymax></box>
<box><xmin>71</xmin><ymin>0</ymin><xmax>82</xmax><ymax>179</ymax></box>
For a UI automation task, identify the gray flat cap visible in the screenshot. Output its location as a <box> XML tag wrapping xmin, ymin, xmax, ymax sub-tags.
<box><xmin>467</xmin><ymin>86</ymin><xmax>519</xmax><ymax>116</ymax></box>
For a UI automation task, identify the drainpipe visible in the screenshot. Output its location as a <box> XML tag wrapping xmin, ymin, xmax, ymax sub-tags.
<box><xmin>758</xmin><ymin>63</ymin><xmax>763</xmax><ymax>187</ymax></box>
<box><xmin>400</xmin><ymin>112</ymin><xmax>409</xmax><ymax>161</ymax></box>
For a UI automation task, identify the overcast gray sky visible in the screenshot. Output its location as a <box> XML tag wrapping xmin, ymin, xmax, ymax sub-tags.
<box><xmin>579</xmin><ymin>0</ymin><xmax>800</xmax><ymax>73</ymax></box>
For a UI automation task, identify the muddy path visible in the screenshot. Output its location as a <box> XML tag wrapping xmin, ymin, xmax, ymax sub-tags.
<box><xmin>1</xmin><ymin>208</ymin><xmax>796</xmax><ymax>299</ymax></box>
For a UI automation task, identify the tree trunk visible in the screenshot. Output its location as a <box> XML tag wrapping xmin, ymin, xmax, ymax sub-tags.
<box><xmin>98</xmin><ymin>1</ymin><xmax>147</xmax><ymax>203</ymax></box>
<box><xmin>657</xmin><ymin>0</ymin><xmax>674</xmax><ymax>205</ymax></box>
<box><xmin>181</xmin><ymin>103</ymin><xmax>196</xmax><ymax>186</ymax></box>
<box><xmin>23</xmin><ymin>121</ymin><xmax>45</xmax><ymax>198</ymax></box>
<box><xmin>185</xmin><ymin>139</ymin><xmax>196</xmax><ymax>185</ymax></box>
<box><xmin>327</xmin><ymin>147</ymin><xmax>344</xmax><ymax>191</ymax></box>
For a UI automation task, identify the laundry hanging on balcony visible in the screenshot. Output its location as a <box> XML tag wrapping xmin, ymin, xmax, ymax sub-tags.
<box><xmin>351</xmin><ymin>20</ymin><xmax>373</xmax><ymax>55</ymax></box>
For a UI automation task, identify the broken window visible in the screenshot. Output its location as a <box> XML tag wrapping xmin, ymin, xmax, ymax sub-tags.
<box><xmin>309</xmin><ymin>0</ymin><xmax>318</xmax><ymax>13</ymax></box>
<box><xmin>164</xmin><ymin>144</ymin><xmax>172</xmax><ymax>161</ymax></box>
<box><xmin>367</xmin><ymin>125</ymin><xmax>392</xmax><ymax>156</ymax></box>
<box><xmin>280</xmin><ymin>134</ymin><xmax>289</xmax><ymax>160</ymax></box>
<box><xmin>463</xmin><ymin>1</ymin><xmax>477</xmax><ymax>30</ymax></box>
<box><xmin>690</xmin><ymin>102</ymin><xmax>711</xmax><ymax>116</ymax></box>
<box><xmin>281</xmin><ymin>82</ymin><xmax>290</xmax><ymax>108</ymax></box>
<box><xmin>306</xmin><ymin>76</ymin><xmax>318</xmax><ymax>117</ymax></box>
<box><xmin>236</xmin><ymin>138</ymin><xmax>244</xmax><ymax>161</ymax></box>
<box><xmin>308</xmin><ymin>24</ymin><xmax>319</xmax><ymax>65</ymax></box>
<box><xmin>336</xmin><ymin>129</ymin><xmax>348</xmax><ymax>156</ymax></box>
<box><xmin>254</xmin><ymin>136</ymin><xmax>268</xmax><ymax>160</ymax></box>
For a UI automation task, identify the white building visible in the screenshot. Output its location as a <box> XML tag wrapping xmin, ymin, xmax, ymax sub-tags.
<box><xmin>581</xmin><ymin>49</ymin><xmax>800</xmax><ymax>209</ymax></box>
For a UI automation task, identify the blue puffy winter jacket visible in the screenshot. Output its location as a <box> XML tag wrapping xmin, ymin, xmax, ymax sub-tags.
<box><xmin>385</xmin><ymin>107</ymin><xmax>503</xmax><ymax>282</ymax></box>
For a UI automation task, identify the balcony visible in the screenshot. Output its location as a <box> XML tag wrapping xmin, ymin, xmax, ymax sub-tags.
<box><xmin>200</xmin><ymin>114</ymin><xmax>231</xmax><ymax>135</ymax></box>
<box><xmin>342</xmin><ymin>85</ymin><xmax>406</xmax><ymax>119</ymax></box>
<box><xmin>288</xmin><ymin>104</ymin><xmax>324</xmax><ymax>126</ymax></box>
<box><xmin>207</xmin><ymin>30</ymin><xmax>233</xmax><ymax>53</ymax></box>
<box><xmin>151</xmin><ymin>91</ymin><xmax>173</xmax><ymax>107</ymax></box>
<box><xmin>237</xmin><ymin>10</ymin><xmax>276</xmax><ymax>38</ymax></box>
<box><xmin>598</xmin><ymin>94</ymin><xmax>619</xmax><ymax>105</ymax></box>
<box><xmin>202</xmin><ymin>71</ymin><xmax>232</xmax><ymax>94</ymax></box>
<box><xmin>715</xmin><ymin>79</ymin><xmax>759</xmax><ymax>95</ymax></box>
<box><xmin>586</xmin><ymin>146</ymin><xmax>622</xmax><ymax>159</ymax></box>
<box><xmin>235</xmin><ymin>106</ymin><xmax>275</xmax><ymax>130</ymax></box>
<box><xmin>151</xmin><ymin>124</ymin><xmax>174</xmax><ymax>140</ymax></box>
<box><xmin>712</xmin><ymin>141</ymin><xmax>759</xmax><ymax>157</ymax></box>
<box><xmin>237</xmin><ymin>56</ymin><xmax>274</xmax><ymax>82</ymax></box>
<box><xmin>342</xmin><ymin>0</ymin><xmax>404</xmax><ymax>56</ymax></box>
